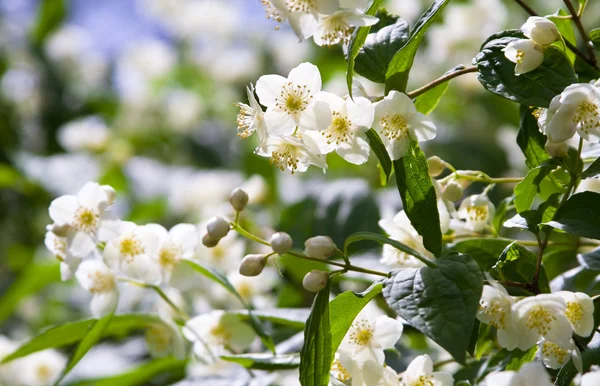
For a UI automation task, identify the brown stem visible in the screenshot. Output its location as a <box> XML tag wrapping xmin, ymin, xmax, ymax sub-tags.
<box><xmin>563</xmin><ymin>0</ymin><xmax>598</xmax><ymax>68</ymax></box>
<box><xmin>406</xmin><ymin>66</ymin><xmax>478</xmax><ymax>99</ymax></box>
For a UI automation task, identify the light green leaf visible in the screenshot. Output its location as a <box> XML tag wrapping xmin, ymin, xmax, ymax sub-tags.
<box><xmin>590</xmin><ymin>28</ymin><xmax>600</xmax><ymax>45</ymax></box>
<box><xmin>221</xmin><ymin>353</ymin><xmax>300</xmax><ymax>370</ymax></box>
<box><xmin>365</xmin><ymin>129</ymin><xmax>393</xmax><ymax>185</ymax></box>
<box><xmin>545</xmin><ymin>192</ymin><xmax>600</xmax><ymax>240</ymax></box>
<box><xmin>505</xmin><ymin>347</ymin><xmax>539</xmax><ymax>371</ymax></box>
<box><xmin>229</xmin><ymin>308</ymin><xmax>310</xmax><ymax>329</ymax></box>
<box><xmin>548</xmin><ymin>9</ymin><xmax>577</xmax><ymax>64</ymax></box>
<box><xmin>517</xmin><ymin>105</ymin><xmax>550</xmax><ymax>169</ymax></box>
<box><xmin>343</xmin><ymin>231</ymin><xmax>433</xmax><ymax>266</ymax></box>
<box><xmin>513</xmin><ymin>161</ymin><xmax>563</xmax><ymax>213</ymax></box>
<box><xmin>31</xmin><ymin>0</ymin><xmax>66</xmax><ymax>46</ymax></box>
<box><xmin>413</xmin><ymin>78</ymin><xmax>450</xmax><ymax>115</ymax></box>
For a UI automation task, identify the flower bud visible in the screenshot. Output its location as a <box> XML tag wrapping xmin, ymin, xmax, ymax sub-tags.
<box><xmin>303</xmin><ymin>270</ymin><xmax>329</xmax><ymax>292</ymax></box>
<box><xmin>427</xmin><ymin>156</ymin><xmax>446</xmax><ymax>177</ymax></box>
<box><xmin>206</xmin><ymin>216</ymin><xmax>230</xmax><ymax>239</ymax></box>
<box><xmin>270</xmin><ymin>232</ymin><xmax>293</xmax><ymax>254</ymax></box>
<box><xmin>522</xmin><ymin>16</ymin><xmax>560</xmax><ymax>46</ymax></box>
<box><xmin>202</xmin><ymin>233</ymin><xmax>220</xmax><ymax>248</ymax></box>
<box><xmin>102</xmin><ymin>185</ymin><xmax>117</xmax><ymax>205</ymax></box>
<box><xmin>229</xmin><ymin>187</ymin><xmax>249</xmax><ymax>212</ymax></box>
<box><xmin>442</xmin><ymin>181</ymin><xmax>464</xmax><ymax>202</ymax></box>
<box><xmin>545</xmin><ymin>140</ymin><xmax>569</xmax><ymax>158</ymax></box>
<box><xmin>239</xmin><ymin>254</ymin><xmax>268</xmax><ymax>277</ymax></box>
<box><xmin>304</xmin><ymin>236</ymin><xmax>336</xmax><ymax>259</ymax></box>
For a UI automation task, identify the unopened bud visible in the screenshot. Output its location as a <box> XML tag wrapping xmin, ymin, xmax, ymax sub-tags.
<box><xmin>202</xmin><ymin>233</ymin><xmax>220</xmax><ymax>248</ymax></box>
<box><xmin>206</xmin><ymin>216</ymin><xmax>230</xmax><ymax>239</ymax></box>
<box><xmin>304</xmin><ymin>236</ymin><xmax>336</xmax><ymax>259</ymax></box>
<box><xmin>270</xmin><ymin>232</ymin><xmax>293</xmax><ymax>254</ymax></box>
<box><xmin>303</xmin><ymin>270</ymin><xmax>329</xmax><ymax>292</ymax></box>
<box><xmin>49</xmin><ymin>223</ymin><xmax>71</xmax><ymax>237</ymax></box>
<box><xmin>102</xmin><ymin>185</ymin><xmax>117</xmax><ymax>205</ymax></box>
<box><xmin>442</xmin><ymin>181</ymin><xmax>464</xmax><ymax>202</ymax></box>
<box><xmin>427</xmin><ymin>156</ymin><xmax>446</xmax><ymax>177</ymax></box>
<box><xmin>229</xmin><ymin>187</ymin><xmax>249</xmax><ymax>212</ymax></box>
<box><xmin>239</xmin><ymin>254</ymin><xmax>268</xmax><ymax>277</ymax></box>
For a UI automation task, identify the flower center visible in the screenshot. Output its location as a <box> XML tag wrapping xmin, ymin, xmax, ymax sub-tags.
<box><xmin>479</xmin><ymin>299</ymin><xmax>507</xmax><ymax>329</ymax></box>
<box><xmin>526</xmin><ymin>305</ymin><xmax>556</xmax><ymax>335</ymax></box>
<box><xmin>236</xmin><ymin>102</ymin><xmax>258</xmax><ymax>138</ymax></box>
<box><xmin>331</xmin><ymin>359</ymin><xmax>351</xmax><ymax>382</ymax></box>
<box><xmin>53</xmin><ymin>237</ymin><xmax>68</xmax><ymax>261</ymax></box>
<box><xmin>275</xmin><ymin>82</ymin><xmax>313</xmax><ymax>118</ymax></box>
<box><xmin>261</xmin><ymin>0</ymin><xmax>284</xmax><ymax>23</ymax></box>
<box><xmin>210</xmin><ymin>323</ymin><xmax>232</xmax><ymax>344</ymax></box>
<box><xmin>320</xmin><ymin>15</ymin><xmax>352</xmax><ymax>46</ymax></box>
<box><xmin>237</xmin><ymin>282</ymin><xmax>253</xmax><ymax>300</ymax></box>
<box><xmin>322</xmin><ymin>112</ymin><xmax>351</xmax><ymax>144</ymax></box>
<box><xmin>516</xmin><ymin>50</ymin><xmax>525</xmax><ymax>64</ymax></box>
<box><xmin>87</xmin><ymin>270</ymin><xmax>115</xmax><ymax>294</ymax></box>
<box><xmin>286</xmin><ymin>0</ymin><xmax>315</xmax><ymax>13</ymax></box>
<box><xmin>565</xmin><ymin>301</ymin><xmax>584</xmax><ymax>326</ymax></box>
<box><xmin>146</xmin><ymin>323</ymin><xmax>173</xmax><ymax>353</ymax></box>
<box><xmin>349</xmin><ymin>319</ymin><xmax>374</xmax><ymax>346</ymax></box>
<box><xmin>541</xmin><ymin>340</ymin><xmax>569</xmax><ymax>365</ymax></box>
<box><xmin>74</xmin><ymin>207</ymin><xmax>98</xmax><ymax>233</ymax></box>
<box><xmin>573</xmin><ymin>101</ymin><xmax>600</xmax><ymax>135</ymax></box>
<box><xmin>120</xmin><ymin>235</ymin><xmax>144</xmax><ymax>260</ymax></box>
<box><xmin>467</xmin><ymin>205</ymin><xmax>489</xmax><ymax>222</ymax></box>
<box><xmin>36</xmin><ymin>364</ymin><xmax>53</xmax><ymax>382</ymax></box>
<box><xmin>270</xmin><ymin>144</ymin><xmax>301</xmax><ymax>173</ymax></box>
<box><xmin>411</xmin><ymin>375</ymin><xmax>434</xmax><ymax>386</ymax></box>
<box><xmin>159</xmin><ymin>244</ymin><xmax>181</xmax><ymax>268</ymax></box>
<box><xmin>380</xmin><ymin>114</ymin><xmax>409</xmax><ymax>140</ymax></box>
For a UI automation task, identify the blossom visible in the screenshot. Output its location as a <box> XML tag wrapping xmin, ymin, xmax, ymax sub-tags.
<box><xmin>512</xmin><ymin>294</ymin><xmax>573</xmax><ymax>350</ymax></box>
<box><xmin>581</xmin><ymin>370</ymin><xmax>600</xmax><ymax>386</ymax></box>
<box><xmin>400</xmin><ymin>354</ymin><xmax>453</xmax><ymax>386</ymax></box>
<box><xmin>236</xmin><ymin>84</ymin><xmax>267</xmax><ymax>145</ymax></box>
<box><xmin>379</xmin><ymin>210</ymin><xmax>433</xmax><ymax>268</ymax></box>
<box><xmin>503</xmin><ymin>39</ymin><xmax>544</xmax><ymax>75</ymax></box>
<box><xmin>555</xmin><ymin>291</ymin><xmax>595</xmax><ymax>337</ymax></box>
<box><xmin>306</xmin><ymin>92</ymin><xmax>374</xmax><ymax>164</ymax></box>
<box><xmin>48</xmin><ymin>182</ymin><xmax>120</xmax><ymax>256</ymax></box>
<box><xmin>256</xmin><ymin>134</ymin><xmax>327</xmax><ymax>173</ymax></box>
<box><xmin>477</xmin><ymin>274</ymin><xmax>518</xmax><ymax>350</ymax></box>
<box><xmin>227</xmin><ymin>270</ymin><xmax>277</xmax><ymax>308</ymax></box>
<box><xmin>373</xmin><ymin>91</ymin><xmax>437</xmax><ymax>160</ymax></box>
<box><xmin>44</xmin><ymin>226</ymin><xmax>82</xmax><ymax>281</ymax></box>
<box><xmin>538</xmin><ymin>338</ymin><xmax>582</xmax><ymax>371</ymax></box>
<box><xmin>313</xmin><ymin>9</ymin><xmax>378</xmax><ymax>46</ymax></box>
<box><xmin>521</xmin><ymin>16</ymin><xmax>559</xmax><ymax>46</ymax></box>
<box><xmin>57</xmin><ymin>116</ymin><xmax>111</xmax><ymax>152</ymax></box>
<box><xmin>546</xmin><ymin>83</ymin><xmax>600</xmax><ymax>141</ymax></box>
<box><xmin>255</xmin><ymin>62</ymin><xmax>322</xmax><ymax>135</ymax></box>
<box><xmin>147</xmin><ymin>223</ymin><xmax>198</xmax><ymax>284</ymax></box>
<box><xmin>75</xmin><ymin>260</ymin><xmax>119</xmax><ymax>317</ymax></box>
<box><xmin>484</xmin><ymin>361</ymin><xmax>552</xmax><ymax>386</ymax></box>
<box><xmin>261</xmin><ymin>0</ymin><xmax>340</xmax><ymax>41</ymax></box>
<box><xmin>457</xmin><ymin>194</ymin><xmax>495</xmax><ymax>233</ymax></box>
<box><xmin>145</xmin><ymin>321</ymin><xmax>186</xmax><ymax>359</ymax></box>
<box><xmin>17</xmin><ymin>349</ymin><xmax>67</xmax><ymax>386</ymax></box>
<box><xmin>196</xmin><ymin>232</ymin><xmax>246</xmax><ymax>273</ymax></box>
<box><xmin>336</xmin><ymin>352</ymin><xmax>391</xmax><ymax>386</ymax></box>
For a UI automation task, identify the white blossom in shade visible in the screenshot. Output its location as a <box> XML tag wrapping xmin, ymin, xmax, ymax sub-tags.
<box><xmin>379</xmin><ymin>210</ymin><xmax>433</xmax><ymax>268</ymax></box>
<box><xmin>226</xmin><ymin>270</ymin><xmax>277</xmax><ymax>308</ymax></box>
<box><xmin>554</xmin><ymin>291</ymin><xmax>595</xmax><ymax>337</ymax></box>
<box><xmin>44</xmin><ymin>226</ymin><xmax>82</xmax><ymax>281</ymax></box>
<box><xmin>546</xmin><ymin>83</ymin><xmax>600</xmax><ymax>141</ymax></box>
<box><xmin>521</xmin><ymin>16</ymin><xmax>560</xmax><ymax>46</ymax></box>
<box><xmin>503</xmin><ymin>39</ymin><xmax>544</xmax><ymax>75</ymax></box>
<box><xmin>183</xmin><ymin>311</ymin><xmax>255</xmax><ymax>358</ymax></box>
<box><xmin>313</xmin><ymin>9</ymin><xmax>378</xmax><ymax>46</ymax></box>
<box><xmin>261</xmin><ymin>0</ymin><xmax>340</xmax><ymax>41</ymax></box>
<box><xmin>147</xmin><ymin>223</ymin><xmax>198</xmax><ymax>284</ymax></box>
<box><xmin>457</xmin><ymin>194</ymin><xmax>495</xmax><ymax>233</ymax></box>
<box><xmin>477</xmin><ymin>274</ymin><xmax>518</xmax><ymax>350</ymax></box>
<box><xmin>18</xmin><ymin>349</ymin><xmax>66</xmax><ymax>386</ymax></box>
<box><xmin>331</xmin><ymin>352</ymin><xmax>353</xmax><ymax>384</ymax></box>
<box><xmin>581</xmin><ymin>370</ymin><xmax>600</xmax><ymax>386</ymax></box>
<box><xmin>103</xmin><ymin>221</ymin><xmax>163</xmax><ymax>284</ymax></box>
<box><xmin>255</xmin><ymin>62</ymin><xmax>322</xmax><ymax>136</ymax></box>
<box><xmin>75</xmin><ymin>260</ymin><xmax>119</xmax><ymax>318</ymax></box>
<box><xmin>512</xmin><ymin>294</ymin><xmax>573</xmax><ymax>350</ymax></box>
<box><xmin>337</xmin><ymin>352</ymin><xmax>390</xmax><ymax>386</ymax></box>
<box><xmin>538</xmin><ymin>338</ymin><xmax>582</xmax><ymax>372</ymax></box>
<box><xmin>196</xmin><ymin>232</ymin><xmax>245</xmax><ymax>273</ymax></box>
<box><xmin>236</xmin><ymin>84</ymin><xmax>267</xmax><ymax>145</ymax></box>
<box><xmin>400</xmin><ymin>354</ymin><xmax>453</xmax><ymax>386</ymax></box>
<box><xmin>306</xmin><ymin>92</ymin><xmax>374</xmax><ymax>165</ymax></box>
<box><xmin>48</xmin><ymin>182</ymin><xmax>120</xmax><ymax>257</ymax></box>
<box><xmin>57</xmin><ymin>116</ymin><xmax>110</xmax><ymax>152</ymax></box>
<box><xmin>256</xmin><ymin>134</ymin><xmax>328</xmax><ymax>173</ymax></box>
<box><xmin>373</xmin><ymin>91</ymin><xmax>437</xmax><ymax>160</ymax></box>
<box><xmin>338</xmin><ymin>310</ymin><xmax>403</xmax><ymax>365</ymax></box>
<box><xmin>145</xmin><ymin>321</ymin><xmax>186</xmax><ymax>360</ymax></box>
<box><xmin>484</xmin><ymin>361</ymin><xmax>552</xmax><ymax>386</ymax></box>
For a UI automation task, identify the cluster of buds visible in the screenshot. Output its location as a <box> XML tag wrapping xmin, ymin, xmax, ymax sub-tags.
<box><xmin>202</xmin><ymin>187</ymin><xmax>250</xmax><ymax>248</ymax></box>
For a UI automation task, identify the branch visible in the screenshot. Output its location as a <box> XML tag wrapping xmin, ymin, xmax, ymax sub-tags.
<box><xmin>406</xmin><ymin>66</ymin><xmax>477</xmax><ymax>99</ymax></box>
<box><xmin>563</xmin><ymin>0</ymin><xmax>598</xmax><ymax>68</ymax></box>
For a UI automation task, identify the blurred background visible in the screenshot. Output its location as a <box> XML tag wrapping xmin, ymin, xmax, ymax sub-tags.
<box><xmin>0</xmin><ymin>0</ymin><xmax>599</xmax><ymax>384</ymax></box>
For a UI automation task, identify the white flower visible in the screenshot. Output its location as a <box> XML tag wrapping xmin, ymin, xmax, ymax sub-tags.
<box><xmin>484</xmin><ymin>361</ymin><xmax>552</xmax><ymax>386</ymax></box>
<box><xmin>75</xmin><ymin>260</ymin><xmax>119</xmax><ymax>318</ymax></box>
<box><xmin>538</xmin><ymin>338</ymin><xmax>582</xmax><ymax>372</ymax></box>
<box><xmin>373</xmin><ymin>91</ymin><xmax>437</xmax><ymax>160</ymax></box>
<box><xmin>477</xmin><ymin>274</ymin><xmax>518</xmax><ymax>350</ymax></box>
<box><xmin>457</xmin><ymin>194</ymin><xmax>495</xmax><ymax>233</ymax></box>
<box><xmin>503</xmin><ymin>39</ymin><xmax>544</xmax><ymax>75</ymax></box>
<box><xmin>379</xmin><ymin>210</ymin><xmax>433</xmax><ymax>268</ymax></box>
<box><xmin>227</xmin><ymin>270</ymin><xmax>277</xmax><ymax>308</ymax></box>
<box><xmin>148</xmin><ymin>223</ymin><xmax>198</xmax><ymax>284</ymax></box>
<box><xmin>103</xmin><ymin>221</ymin><xmax>163</xmax><ymax>284</ymax></box>
<box><xmin>555</xmin><ymin>291</ymin><xmax>595</xmax><ymax>337</ymax></box>
<box><xmin>196</xmin><ymin>232</ymin><xmax>246</xmax><ymax>273</ymax></box>
<box><xmin>512</xmin><ymin>294</ymin><xmax>573</xmax><ymax>350</ymax></box>
<box><xmin>57</xmin><ymin>116</ymin><xmax>110</xmax><ymax>152</ymax></box>
<box><xmin>581</xmin><ymin>370</ymin><xmax>600</xmax><ymax>386</ymax></box>
<box><xmin>306</xmin><ymin>92</ymin><xmax>374</xmax><ymax>165</ymax></box>
<box><xmin>255</xmin><ymin>62</ymin><xmax>322</xmax><ymax>136</ymax></box>
<box><xmin>400</xmin><ymin>354</ymin><xmax>453</xmax><ymax>386</ymax></box>
<box><xmin>48</xmin><ymin>182</ymin><xmax>120</xmax><ymax>256</ymax></box>
<box><xmin>522</xmin><ymin>17</ymin><xmax>560</xmax><ymax>46</ymax></box>
<box><xmin>313</xmin><ymin>9</ymin><xmax>378</xmax><ymax>46</ymax></box>
<box><xmin>338</xmin><ymin>311</ymin><xmax>403</xmax><ymax>364</ymax></box>
<box><xmin>145</xmin><ymin>321</ymin><xmax>186</xmax><ymax>359</ymax></box>
<box><xmin>546</xmin><ymin>83</ymin><xmax>600</xmax><ymax>141</ymax></box>
<box><xmin>256</xmin><ymin>134</ymin><xmax>328</xmax><ymax>173</ymax></box>
<box><xmin>236</xmin><ymin>84</ymin><xmax>267</xmax><ymax>145</ymax></box>
<box><xmin>262</xmin><ymin>0</ymin><xmax>340</xmax><ymax>41</ymax></box>
<box><xmin>18</xmin><ymin>349</ymin><xmax>66</xmax><ymax>386</ymax></box>
<box><xmin>337</xmin><ymin>352</ymin><xmax>391</xmax><ymax>386</ymax></box>
<box><xmin>44</xmin><ymin>226</ymin><xmax>82</xmax><ymax>281</ymax></box>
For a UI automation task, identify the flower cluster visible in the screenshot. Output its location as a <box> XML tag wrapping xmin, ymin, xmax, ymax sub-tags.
<box><xmin>504</xmin><ymin>16</ymin><xmax>560</xmax><ymax>75</ymax></box>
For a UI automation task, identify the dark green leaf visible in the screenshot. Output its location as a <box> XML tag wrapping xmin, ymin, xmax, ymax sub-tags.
<box><xmin>394</xmin><ymin>141</ymin><xmax>442</xmax><ymax>256</ymax></box>
<box><xmin>496</xmin><ymin>241</ymin><xmax>550</xmax><ymax>293</ymax></box>
<box><xmin>366</xmin><ymin>129</ymin><xmax>393</xmax><ymax>185</ymax></box>
<box><xmin>582</xmin><ymin>158</ymin><xmax>600</xmax><ymax>179</ymax></box>
<box><xmin>385</xmin><ymin>0</ymin><xmax>451</xmax><ymax>93</ymax></box>
<box><xmin>343</xmin><ymin>231</ymin><xmax>431</xmax><ymax>264</ymax></box>
<box><xmin>578</xmin><ymin>247</ymin><xmax>600</xmax><ymax>271</ymax></box>
<box><xmin>475</xmin><ymin>30</ymin><xmax>577</xmax><ymax>107</ymax></box>
<box><xmin>221</xmin><ymin>353</ymin><xmax>300</xmax><ymax>370</ymax></box>
<box><xmin>517</xmin><ymin>105</ymin><xmax>550</xmax><ymax>169</ymax></box>
<box><xmin>545</xmin><ymin>192</ymin><xmax>600</xmax><ymax>239</ymax></box>
<box><xmin>383</xmin><ymin>253</ymin><xmax>483</xmax><ymax>363</ymax></box>
<box><xmin>299</xmin><ymin>281</ymin><xmax>332</xmax><ymax>386</ymax></box>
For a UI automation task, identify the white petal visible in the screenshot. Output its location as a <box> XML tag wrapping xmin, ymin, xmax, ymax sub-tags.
<box><xmin>336</xmin><ymin>134</ymin><xmax>370</xmax><ymax>165</ymax></box>
<box><xmin>385</xmin><ymin>135</ymin><xmax>411</xmax><ymax>161</ymax></box>
<box><xmin>288</xmin><ymin>12</ymin><xmax>319</xmax><ymax>41</ymax></box>
<box><xmin>121</xmin><ymin>255</ymin><xmax>162</xmax><ymax>284</ymax></box>
<box><xmin>431</xmin><ymin>371</ymin><xmax>454</xmax><ymax>386</ymax></box>
<box><xmin>69</xmin><ymin>231</ymin><xmax>96</xmax><ymax>257</ymax></box>
<box><xmin>169</xmin><ymin>223</ymin><xmax>199</xmax><ymax>256</ymax></box>
<box><xmin>90</xmin><ymin>291</ymin><xmax>118</xmax><ymax>318</ymax></box>
<box><xmin>49</xmin><ymin>195</ymin><xmax>78</xmax><ymax>225</ymax></box>
<box><xmin>311</xmin><ymin>98</ymin><xmax>334</xmax><ymax>131</ymax></box>
<box><xmin>97</xmin><ymin>211</ymin><xmax>121</xmax><ymax>242</ymax></box>
<box><xmin>485</xmin><ymin>371</ymin><xmax>519</xmax><ymax>386</ymax></box>
<box><xmin>256</xmin><ymin>74</ymin><xmax>287</xmax><ymax>107</ymax></box>
<box><xmin>264</xmin><ymin>110</ymin><xmax>297</xmax><ymax>136</ymax></box>
<box><xmin>518</xmin><ymin>362</ymin><xmax>552</xmax><ymax>386</ymax></box>
<box><xmin>315</xmin><ymin>0</ymin><xmax>340</xmax><ymax>14</ymax></box>
<box><xmin>77</xmin><ymin>182</ymin><xmax>108</xmax><ymax>211</ymax></box>
<box><xmin>409</xmin><ymin>112</ymin><xmax>437</xmax><ymax>141</ymax></box>
<box><xmin>288</xmin><ymin>62</ymin><xmax>322</xmax><ymax>93</ymax></box>
<box><xmin>405</xmin><ymin>355</ymin><xmax>433</xmax><ymax>383</ymax></box>
<box><xmin>346</xmin><ymin>97</ymin><xmax>374</xmax><ymax>129</ymax></box>
<box><xmin>373</xmin><ymin>315</ymin><xmax>403</xmax><ymax>349</ymax></box>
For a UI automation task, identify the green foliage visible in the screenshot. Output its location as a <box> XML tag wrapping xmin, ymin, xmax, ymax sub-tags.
<box><xmin>578</xmin><ymin>247</ymin><xmax>600</xmax><ymax>270</ymax></box>
<box><xmin>517</xmin><ymin>106</ymin><xmax>550</xmax><ymax>169</ymax></box>
<box><xmin>590</xmin><ymin>28</ymin><xmax>600</xmax><ymax>45</ymax></box>
<box><xmin>365</xmin><ymin>129</ymin><xmax>393</xmax><ymax>185</ymax></box>
<box><xmin>221</xmin><ymin>353</ymin><xmax>300</xmax><ymax>370</ymax></box>
<box><xmin>343</xmin><ymin>231</ymin><xmax>429</xmax><ymax>263</ymax></box>
<box><xmin>383</xmin><ymin>253</ymin><xmax>483</xmax><ymax>363</ymax></box>
<box><xmin>556</xmin><ymin>340</ymin><xmax>600</xmax><ymax>386</ymax></box>
<box><xmin>546</xmin><ymin>192</ymin><xmax>600</xmax><ymax>240</ymax></box>
<box><xmin>513</xmin><ymin>160</ymin><xmax>563</xmax><ymax>213</ymax></box>
<box><xmin>475</xmin><ymin>30</ymin><xmax>577</xmax><ymax>107</ymax></box>
<box><xmin>394</xmin><ymin>141</ymin><xmax>441</xmax><ymax>256</ymax></box>
<box><xmin>413</xmin><ymin>76</ymin><xmax>450</xmax><ymax>115</ymax></box>
<box><xmin>548</xmin><ymin>9</ymin><xmax>577</xmax><ymax>64</ymax></box>
<box><xmin>582</xmin><ymin>157</ymin><xmax>600</xmax><ymax>179</ymax></box>
<box><xmin>230</xmin><ymin>308</ymin><xmax>310</xmax><ymax>329</ymax></box>
<box><xmin>31</xmin><ymin>0</ymin><xmax>67</xmax><ymax>46</ymax></box>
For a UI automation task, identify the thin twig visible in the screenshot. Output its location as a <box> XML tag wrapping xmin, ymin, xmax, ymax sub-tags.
<box><xmin>563</xmin><ymin>0</ymin><xmax>598</xmax><ymax>68</ymax></box>
<box><xmin>406</xmin><ymin>67</ymin><xmax>477</xmax><ymax>99</ymax></box>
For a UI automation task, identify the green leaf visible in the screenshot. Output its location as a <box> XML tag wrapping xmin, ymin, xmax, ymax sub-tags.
<box><xmin>548</xmin><ymin>9</ymin><xmax>577</xmax><ymax>64</ymax></box>
<box><xmin>545</xmin><ymin>192</ymin><xmax>600</xmax><ymax>239</ymax></box>
<box><xmin>393</xmin><ymin>141</ymin><xmax>442</xmax><ymax>256</ymax></box>
<box><xmin>182</xmin><ymin>259</ymin><xmax>275</xmax><ymax>353</ymax></box>
<box><xmin>31</xmin><ymin>0</ymin><xmax>67</xmax><ymax>46</ymax></box>
<box><xmin>383</xmin><ymin>253</ymin><xmax>483</xmax><ymax>363</ymax></box>
<box><xmin>496</xmin><ymin>242</ymin><xmax>550</xmax><ymax>293</ymax></box>
<box><xmin>2</xmin><ymin>314</ymin><xmax>162</xmax><ymax>364</ymax></box>
<box><xmin>474</xmin><ymin>30</ymin><xmax>577</xmax><ymax>107</ymax></box>
<box><xmin>590</xmin><ymin>28</ymin><xmax>600</xmax><ymax>45</ymax></box>
<box><xmin>517</xmin><ymin>105</ymin><xmax>550</xmax><ymax>169</ymax></box>
<box><xmin>413</xmin><ymin>77</ymin><xmax>450</xmax><ymax>115</ymax></box>
<box><xmin>0</xmin><ymin>262</ymin><xmax>60</xmax><ymax>325</ymax></box>
<box><xmin>221</xmin><ymin>353</ymin><xmax>300</xmax><ymax>370</ymax></box>
<box><xmin>365</xmin><ymin>129</ymin><xmax>393</xmax><ymax>185</ymax></box>
<box><xmin>343</xmin><ymin>231</ymin><xmax>431</xmax><ymax>264</ymax></box>
<box><xmin>555</xmin><ymin>340</ymin><xmax>600</xmax><ymax>386</ymax></box>
<box><xmin>505</xmin><ymin>347</ymin><xmax>538</xmax><ymax>371</ymax></box>
<box><xmin>582</xmin><ymin>157</ymin><xmax>600</xmax><ymax>179</ymax></box>
<box><xmin>330</xmin><ymin>282</ymin><xmax>384</xmax><ymax>351</ymax></box>
<box><xmin>513</xmin><ymin>161</ymin><xmax>562</xmax><ymax>213</ymax></box>
<box><xmin>299</xmin><ymin>281</ymin><xmax>332</xmax><ymax>386</ymax></box>
<box><xmin>353</xmin><ymin>14</ymin><xmax>409</xmax><ymax>83</ymax></box>
<box><xmin>385</xmin><ymin>0</ymin><xmax>451</xmax><ymax>93</ymax></box>
<box><xmin>229</xmin><ymin>308</ymin><xmax>310</xmax><ymax>329</ymax></box>
<box><xmin>578</xmin><ymin>247</ymin><xmax>600</xmax><ymax>270</ymax></box>
<box><xmin>492</xmin><ymin>196</ymin><xmax>513</xmax><ymax>235</ymax></box>
<box><xmin>54</xmin><ymin>312</ymin><xmax>115</xmax><ymax>385</ymax></box>
<box><xmin>346</xmin><ymin>0</ymin><xmax>384</xmax><ymax>96</ymax></box>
